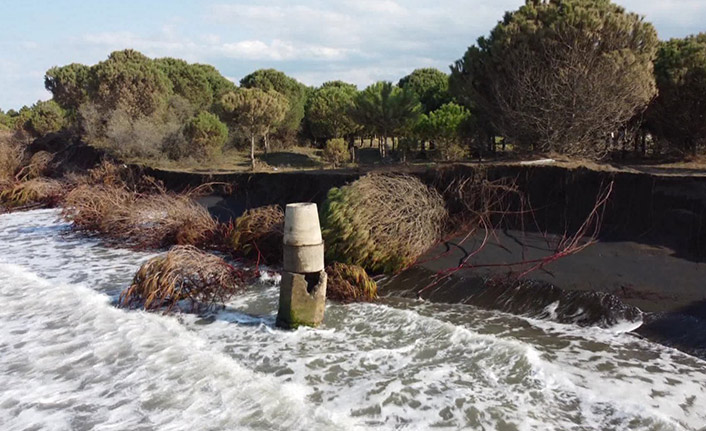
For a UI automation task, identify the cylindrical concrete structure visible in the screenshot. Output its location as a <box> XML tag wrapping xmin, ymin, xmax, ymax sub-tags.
<box><xmin>276</xmin><ymin>270</ymin><xmax>327</xmax><ymax>329</ymax></box>
<box><xmin>283</xmin><ymin>243</ymin><xmax>325</xmax><ymax>273</ymax></box>
<box><xmin>283</xmin><ymin>203</ymin><xmax>323</xmax><ymax>246</ymax></box>
<box><xmin>277</xmin><ymin>202</ymin><xmax>327</xmax><ymax>329</ymax></box>
<box><xmin>282</xmin><ymin>203</ymin><xmax>325</xmax><ymax>274</ymax></box>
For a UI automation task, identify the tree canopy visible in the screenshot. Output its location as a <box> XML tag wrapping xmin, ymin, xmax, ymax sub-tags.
<box><xmin>183</xmin><ymin>111</ymin><xmax>229</xmax><ymax>159</ymax></box>
<box><xmin>240</xmin><ymin>69</ymin><xmax>308</xmax><ymax>139</ymax></box>
<box><xmin>305</xmin><ymin>81</ymin><xmax>358</xmax><ymax>140</ymax></box>
<box><xmin>89</xmin><ymin>49</ymin><xmax>173</xmax><ymax>119</ymax></box>
<box><xmin>220</xmin><ymin>88</ymin><xmax>289</xmax><ymax>168</ymax></box>
<box><xmin>155</xmin><ymin>58</ymin><xmax>215</xmax><ymax>112</ymax></box>
<box><xmin>351</xmin><ymin>81</ymin><xmax>421</xmax><ymax>155</ymax></box>
<box><xmin>647</xmin><ymin>34</ymin><xmax>706</xmax><ymax>154</ymax></box>
<box><xmin>44</xmin><ymin>63</ymin><xmax>91</xmax><ymax>113</ymax></box>
<box><xmin>417</xmin><ymin>102</ymin><xmax>471</xmax><ymax>159</ymax></box>
<box><xmin>450</xmin><ymin>0</ymin><xmax>658</xmax><ymax>158</ymax></box>
<box><xmin>398</xmin><ymin>68</ymin><xmax>451</xmax><ymax>113</ymax></box>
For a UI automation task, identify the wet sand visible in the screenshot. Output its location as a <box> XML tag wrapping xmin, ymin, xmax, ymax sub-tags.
<box><xmin>411</xmin><ymin>229</ymin><xmax>706</xmax><ymax>314</ymax></box>
<box><xmin>383</xmin><ymin>230</ymin><xmax>706</xmax><ymax>358</ymax></box>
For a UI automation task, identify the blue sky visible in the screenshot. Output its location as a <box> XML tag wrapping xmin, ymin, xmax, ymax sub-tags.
<box><xmin>1</xmin><ymin>0</ymin><xmax>705</xmax><ymax>110</ymax></box>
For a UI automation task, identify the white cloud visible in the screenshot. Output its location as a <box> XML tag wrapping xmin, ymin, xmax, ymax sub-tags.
<box><xmin>3</xmin><ymin>0</ymin><xmax>706</xmax><ymax>109</ymax></box>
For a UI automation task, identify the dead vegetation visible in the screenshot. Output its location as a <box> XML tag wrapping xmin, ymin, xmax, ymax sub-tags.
<box><xmin>321</xmin><ymin>174</ymin><xmax>448</xmax><ymax>274</ymax></box>
<box><xmin>229</xmin><ymin>205</ymin><xmax>284</xmax><ymax>263</ymax></box>
<box><xmin>65</xmin><ymin>159</ymin><xmax>164</xmax><ymax>194</ymax></box>
<box><xmin>325</xmin><ymin>263</ymin><xmax>377</xmax><ymax>303</ymax></box>
<box><xmin>0</xmin><ymin>178</ymin><xmax>67</xmax><ymax>209</ymax></box>
<box><xmin>26</xmin><ymin>151</ymin><xmax>54</xmax><ymax>179</ymax></box>
<box><xmin>62</xmin><ymin>183</ymin><xmax>217</xmax><ymax>249</ymax></box>
<box><xmin>0</xmin><ymin>134</ymin><xmax>24</xmax><ymax>183</ymax></box>
<box><xmin>119</xmin><ymin>245</ymin><xmax>250</xmax><ymax>312</ymax></box>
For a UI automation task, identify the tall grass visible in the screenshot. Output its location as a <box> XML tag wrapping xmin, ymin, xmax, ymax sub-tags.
<box><xmin>62</xmin><ymin>184</ymin><xmax>217</xmax><ymax>249</ymax></box>
<box><xmin>0</xmin><ymin>178</ymin><xmax>67</xmax><ymax>209</ymax></box>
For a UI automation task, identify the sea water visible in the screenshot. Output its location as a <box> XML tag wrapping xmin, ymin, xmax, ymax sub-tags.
<box><xmin>1</xmin><ymin>209</ymin><xmax>705</xmax><ymax>430</ymax></box>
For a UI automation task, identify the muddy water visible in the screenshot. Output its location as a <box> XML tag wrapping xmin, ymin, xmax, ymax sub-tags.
<box><xmin>1</xmin><ymin>209</ymin><xmax>705</xmax><ymax>430</ymax></box>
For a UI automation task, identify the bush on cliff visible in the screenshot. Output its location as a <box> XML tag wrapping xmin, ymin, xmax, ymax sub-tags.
<box><xmin>26</xmin><ymin>151</ymin><xmax>55</xmax><ymax>179</ymax></box>
<box><xmin>181</xmin><ymin>111</ymin><xmax>228</xmax><ymax>160</ymax></box>
<box><xmin>321</xmin><ymin>174</ymin><xmax>447</xmax><ymax>274</ymax></box>
<box><xmin>322</xmin><ymin>138</ymin><xmax>349</xmax><ymax>167</ymax></box>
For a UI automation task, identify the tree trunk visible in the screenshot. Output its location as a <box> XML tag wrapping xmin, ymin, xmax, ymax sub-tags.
<box><xmin>264</xmin><ymin>133</ymin><xmax>269</xmax><ymax>155</ymax></box>
<box><xmin>250</xmin><ymin>134</ymin><xmax>256</xmax><ymax>170</ymax></box>
<box><xmin>348</xmin><ymin>135</ymin><xmax>356</xmax><ymax>163</ymax></box>
<box><xmin>641</xmin><ymin>131</ymin><xmax>646</xmax><ymax>156</ymax></box>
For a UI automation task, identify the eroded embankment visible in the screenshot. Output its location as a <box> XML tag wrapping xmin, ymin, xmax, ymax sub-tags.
<box><xmin>142</xmin><ymin>164</ymin><xmax>706</xmax><ymax>357</ymax></box>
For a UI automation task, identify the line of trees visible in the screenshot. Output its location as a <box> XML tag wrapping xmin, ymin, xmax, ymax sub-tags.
<box><xmin>3</xmin><ymin>0</ymin><xmax>706</xmax><ymax>165</ymax></box>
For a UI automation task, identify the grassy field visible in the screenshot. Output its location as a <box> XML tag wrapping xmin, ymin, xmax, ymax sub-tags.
<box><xmin>124</xmin><ymin>143</ymin><xmax>706</xmax><ymax>178</ymax></box>
<box><xmin>129</xmin><ymin>147</ymin><xmax>328</xmax><ymax>173</ymax></box>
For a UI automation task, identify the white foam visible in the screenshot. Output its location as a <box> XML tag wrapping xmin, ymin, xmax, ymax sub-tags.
<box><xmin>0</xmin><ymin>263</ymin><xmax>344</xmax><ymax>431</ymax></box>
<box><xmin>1</xmin><ymin>209</ymin><xmax>705</xmax><ymax>430</ymax></box>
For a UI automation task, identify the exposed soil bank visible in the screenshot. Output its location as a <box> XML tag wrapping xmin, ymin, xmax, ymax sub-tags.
<box><xmin>145</xmin><ymin>163</ymin><xmax>706</xmax><ymax>258</ymax></box>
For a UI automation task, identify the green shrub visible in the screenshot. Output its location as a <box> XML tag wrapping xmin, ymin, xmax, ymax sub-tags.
<box><xmin>321</xmin><ymin>174</ymin><xmax>447</xmax><ymax>274</ymax></box>
<box><xmin>183</xmin><ymin>112</ymin><xmax>228</xmax><ymax>159</ymax></box>
<box><xmin>322</xmin><ymin>138</ymin><xmax>349</xmax><ymax>167</ymax></box>
<box><xmin>27</xmin><ymin>100</ymin><xmax>67</xmax><ymax>136</ymax></box>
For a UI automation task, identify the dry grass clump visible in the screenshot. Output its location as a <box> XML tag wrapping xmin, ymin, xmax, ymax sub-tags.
<box><xmin>62</xmin><ymin>184</ymin><xmax>217</xmax><ymax>249</ymax></box>
<box><xmin>325</xmin><ymin>263</ymin><xmax>377</xmax><ymax>303</ymax></box>
<box><xmin>118</xmin><ymin>193</ymin><xmax>218</xmax><ymax>248</ymax></box>
<box><xmin>321</xmin><ymin>174</ymin><xmax>448</xmax><ymax>274</ymax></box>
<box><xmin>27</xmin><ymin>151</ymin><xmax>54</xmax><ymax>179</ymax></box>
<box><xmin>66</xmin><ymin>160</ymin><xmax>164</xmax><ymax>193</ymax></box>
<box><xmin>0</xmin><ymin>137</ymin><xmax>24</xmax><ymax>182</ymax></box>
<box><xmin>0</xmin><ymin>178</ymin><xmax>67</xmax><ymax>209</ymax></box>
<box><xmin>119</xmin><ymin>245</ymin><xmax>249</xmax><ymax>312</ymax></box>
<box><xmin>229</xmin><ymin>205</ymin><xmax>284</xmax><ymax>263</ymax></box>
<box><xmin>61</xmin><ymin>184</ymin><xmax>135</xmax><ymax>232</ymax></box>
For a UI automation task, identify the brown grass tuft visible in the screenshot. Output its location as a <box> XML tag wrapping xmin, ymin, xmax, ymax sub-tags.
<box><xmin>0</xmin><ymin>178</ymin><xmax>67</xmax><ymax>209</ymax></box>
<box><xmin>0</xmin><ymin>136</ymin><xmax>24</xmax><ymax>182</ymax></box>
<box><xmin>62</xmin><ymin>184</ymin><xmax>217</xmax><ymax>249</ymax></box>
<box><xmin>65</xmin><ymin>160</ymin><xmax>165</xmax><ymax>194</ymax></box>
<box><xmin>119</xmin><ymin>245</ymin><xmax>249</xmax><ymax>312</ymax></box>
<box><xmin>230</xmin><ymin>205</ymin><xmax>284</xmax><ymax>263</ymax></box>
<box><xmin>325</xmin><ymin>263</ymin><xmax>377</xmax><ymax>303</ymax></box>
<box><xmin>27</xmin><ymin>151</ymin><xmax>54</xmax><ymax>179</ymax></box>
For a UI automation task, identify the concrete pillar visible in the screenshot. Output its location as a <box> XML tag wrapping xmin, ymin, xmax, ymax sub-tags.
<box><xmin>276</xmin><ymin>203</ymin><xmax>327</xmax><ymax>329</ymax></box>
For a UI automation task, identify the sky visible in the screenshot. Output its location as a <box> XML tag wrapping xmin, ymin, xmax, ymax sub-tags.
<box><xmin>1</xmin><ymin>0</ymin><xmax>705</xmax><ymax>110</ymax></box>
